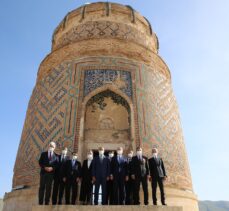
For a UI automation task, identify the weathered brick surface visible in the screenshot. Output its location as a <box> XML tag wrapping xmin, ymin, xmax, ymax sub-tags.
<box><xmin>8</xmin><ymin>2</ymin><xmax>199</xmax><ymax>211</ymax></box>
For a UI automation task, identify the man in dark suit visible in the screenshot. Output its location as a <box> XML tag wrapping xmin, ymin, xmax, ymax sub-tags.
<box><xmin>52</xmin><ymin>147</ymin><xmax>69</xmax><ymax>205</ymax></box>
<box><xmin>64</xmin><ymin>152</ymin><xmax>82</xmax><ymax>205</ymax></box>
<box><xmin>38</xmin><ymin>141</ymin><xmax>58</xmax><ymax>205</ymax></box>
<box><xmin>110</xmin><ymin>147</ymin><xmax>128</xmax><ymax>205</ymax></box>
<box><xmin>79</xmin><ymin>150</ymin><xmax>93</xmax><ymax>205</ymax></box>
<box><xmin>125</xmin><ymin>150</ymin><xmax>134</xmax><ymax>205</ymax></box>
<box><xmin>106</xmin><ymin>151</ymin><xmax>114</xmax><ymax>205</ymax></box>
<box><xmin>92</xmin><ymin>147</ymin><xmax>110</xmax><ymax>205</ymax></box>
<box><xmin>148</xmin><ymin>147</ymin><xmax>167</xmax><ymax>205</ymax></box>
<box><xmin>131</xmin><ymin>146</ymin><xmax>149</xmax><ymax>205</ymax></box>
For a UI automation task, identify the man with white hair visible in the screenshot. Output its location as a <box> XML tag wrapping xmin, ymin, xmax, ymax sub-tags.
<box><xmin>38</xmin><ymin>141</ymin><xmax>58</xmax><ymax>205</ymax></box>
<box><xmin>148</xmin><ymin>147</ymin><xmax>167</xmax><ymax>205</ymax></box>
<box><xmin>79</xmin><ymin>150</ymin><xmax>94</xmax><ymax>205</ymax></box>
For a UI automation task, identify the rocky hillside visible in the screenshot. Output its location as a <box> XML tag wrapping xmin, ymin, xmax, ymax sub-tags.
<box><xmin>199</xmin><ymin>201</ymin><xmax>229</xmax><ymax>211</ymax></box>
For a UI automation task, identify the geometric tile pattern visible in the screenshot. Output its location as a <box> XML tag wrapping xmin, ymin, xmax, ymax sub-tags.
<box><xmin>53</xmin><ymin>21</ymin><xmax>155</xmax><ymax>51</ymax></box>
<box><xmin>13</xmin><ymin>62</ymin><xmax>78</xmax><ymax>187</ymax></box>
<box><xmin>84</xmin><ymin>69</ymin><xmax>132</xmax><ymax>98</ymax></box>
<box><xmin>13</xmin><ymin>56</ymin><xmax>193</xmax><ymax>192</ymax></box>
<box><xmin>136</xmin><ymin>65</ymin><xmax>193</xmax><ymax>191</ymax></box>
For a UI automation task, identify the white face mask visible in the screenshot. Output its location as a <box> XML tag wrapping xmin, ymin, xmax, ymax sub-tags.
<box><xmin>87</xmin><ymin>154</ymin><xmax>93</xmax><ymax>160</ymax></box>
<box><xmin>99</xmin><ymin>150</ymin><xmax>104</xmax><ymax>156</ymax></box>
<box><xmin>136</xmin><ymin>151</ymin><xmax>142</xmax><ymax>156</ymax></box>
<box><xmin>62</xmin><ymin>150</ymin><xmax>67</xmax><ymax>156</ymax></box>
<box><xmin>128</xmin><ymin>153</ymin><xmax>133</xmax><ymax>158</ymax></box>
<box><xmin>72</xmin><ymin>156</ymin><xmax>77</xmax><ymax>160</ymax></box>
<box><xmin>117</xmin><ymin>150</ymin><xmax>123</xmax><ymax>155</ymax></box>
<box><xmin>109</xmin><ymin>153</ymin><xmax>114</xmax><ymax>158</ymax></box>
<box><xmin>49</xmin><ymin>147</ymin><xmax>54</xmax><ymax>152</ymax></box>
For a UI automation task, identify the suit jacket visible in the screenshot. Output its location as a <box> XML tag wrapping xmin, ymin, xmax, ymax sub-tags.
<box><xmin>81</xmin><ymin>159</ymin><xmax>93</xmax><ymax>182</ymax></box>
<box><xmin>92</xmin><ymin>155</ymin><xmax>110</xmax><ymax>179</ymax></box>
<box><xmin>55</xmin><ymin>154</ymin><xmax>69</xmax><ymax>179</ymax></box>
<box><xmin>148</xmin><ymin>156</ymin><xmax>166</xmax><ymax>179</ymax></box>
<box><xmin>39</xmin><ymin>151</ymin><xmax>58</xmax><ymax>175</ymax></box>
<box><xmin>65</xmin><ymin>159</ymin><xmax>82</xmax><ymax>182</ymax></box>
<box><xmin>130</xmin><ymin>155</ymin><xmax>149</xmax><ymax>178</ymax></box>
<box><xmin>110</xmin><ymin>155</ymin><xmax>128</xmax><ymax>179</ymax></box>
<box><xmin>126</xmin><ymin>158</ymin><xmax>133</xmax><ymax>177</ymax></box>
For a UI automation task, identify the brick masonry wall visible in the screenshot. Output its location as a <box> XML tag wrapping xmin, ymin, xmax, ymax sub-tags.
<box><xmin>13</xmin><ymin>2</ymin><xmax>192</xmax><ymax>194</ymax></box>
<box><xmin>13</xmin><ymin>56</ymin><xmax>193</xmax><ymax>192</ymax></box>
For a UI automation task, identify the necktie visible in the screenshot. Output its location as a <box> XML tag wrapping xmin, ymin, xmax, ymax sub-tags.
<box><xmin>88</xmin><ymin>160</ymin><xmax>91</xmax><ymax>168</ymax></box>
<box><xmin>100</xmin><ymin>155</ymin><xmax>103</xmax><ymax>163</ymax></box>
<box><xmin>48</xmin><ymin>152</ymin><xmax>51</xmax><ymax>160</ymax></box>
<box><xmin>118</xmin><ymin>156</ymin><xmax>121</xmax><ymax>172</ymax></box>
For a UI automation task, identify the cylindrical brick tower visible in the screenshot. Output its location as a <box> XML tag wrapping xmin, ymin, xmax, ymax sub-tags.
<box><xmin>3</xmin><ymin>2</ymin><xmax>199</xmax><ymax>211</ymax></box>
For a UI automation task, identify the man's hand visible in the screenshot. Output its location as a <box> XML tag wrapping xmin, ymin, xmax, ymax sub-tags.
<box><xmin>44</xmin><ymin>167</ymin><xmax>49</xmax><ymax>172</ymax></box>
<box><xmin>110</xmin><ymin>175</ymin><xmax>113</xmax><ymax>181</ymax></box>
<box><xmin>163</xmin><ymin>176</ymin><xmax>167</xmax><ymax>181</ymax></box>
<box><xmin>106</xmin><ymin>176</ymin><xmax>110</xmax><ymax>181</ymax></box>
<box><xmin>92</xmin><ymin>176</ymin><xmax>96</xmax><ymax>184</ymax></box>
<box><xmin>63</xmin><ymin>177</ymin><xmax>66</xmax><ymax>183</ymax></box>
<box><xmin>44</xmin><ymin>167</ymin><xmax>53</xmax><ymax>172</ymax></box>
<box><xmin>76</xmin><ymin>178</ymin><xmax>80</xmax><ymax>183</ymax></box>
<box><xmin>148</xmin><ymin>176</ymin><xmax>152</xmax><ymax>182</ymax></box>
<box><xmin>131</xmin><ymin>174</ymin><xmax>135</xmax><ymax>180</ymax></box>
<box><xmin>125</xmin><ymin>176</ymin><xmax>129</xmax><ymax>181</ymax></box>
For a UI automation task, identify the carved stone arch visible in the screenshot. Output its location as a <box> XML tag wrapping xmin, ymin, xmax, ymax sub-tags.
<box><xmin>77</xmin><ymin>84</ymin><xmax>136</xmax><ymax>160</ymax></box>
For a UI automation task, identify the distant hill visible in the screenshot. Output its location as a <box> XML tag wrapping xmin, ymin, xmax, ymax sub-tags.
<box><xmin>199</xmin><ymin>201</ymin><xmax>229</xmax><ymax>211</ymax></box>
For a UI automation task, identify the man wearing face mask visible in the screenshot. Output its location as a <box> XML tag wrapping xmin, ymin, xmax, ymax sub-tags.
<box><xmin>106</xmin><ymin>151</ymin><xmax>114</xmax><ymax>205</ymax></box>
<box><xmin>125</xmin><ymin>150</ymin><xmax>134</xmax><ymax>205</ymax></box>
<box><xmin>79</xmin><ymin>150</ymin><xmax>94</xmax><ymax>205</ymax></box>
<box><xmin>148</xmin><ymin>147</ymin><xmax>167</xmax><ymax>205</ymax></box>
<box><xmin>38</xmin><ymin>142</ymin><xmax>58</xmax><ymax>205</ymax></box>
<box><xmin>131</xmin><ymin>146</ymin><xmax>149</xmax><ymax>205</ymax></box>
<box><xmin>92</xmin><ymin>147</ymin><xmax>110</xmax><ymax>205</ymax></box>
<box><xmin>52</xmin><ymin>147</ymin><xmax>69</xmax><ymax>205</ymax></box>
<box><xmin>64</xmin><ymin>152</ymin><xmax>82</xmax><ymax>205</ymax></box>
<box><xmin>110</xmin><ymin>147</ymin><xmax>128</xmax><ymax>205</ymax></box>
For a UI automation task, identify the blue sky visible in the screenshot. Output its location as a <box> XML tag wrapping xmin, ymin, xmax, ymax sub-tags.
<box><xmin>0</xmin><ymin>0</ymin><xmax>229</xmax><ymax>201</ymax></box>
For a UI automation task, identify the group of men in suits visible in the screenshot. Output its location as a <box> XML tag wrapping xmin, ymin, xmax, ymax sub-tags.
<box><xmin>38</xmin><ymin>142</ymin><xmax>167</xmax><ymax>206</ymax></box>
